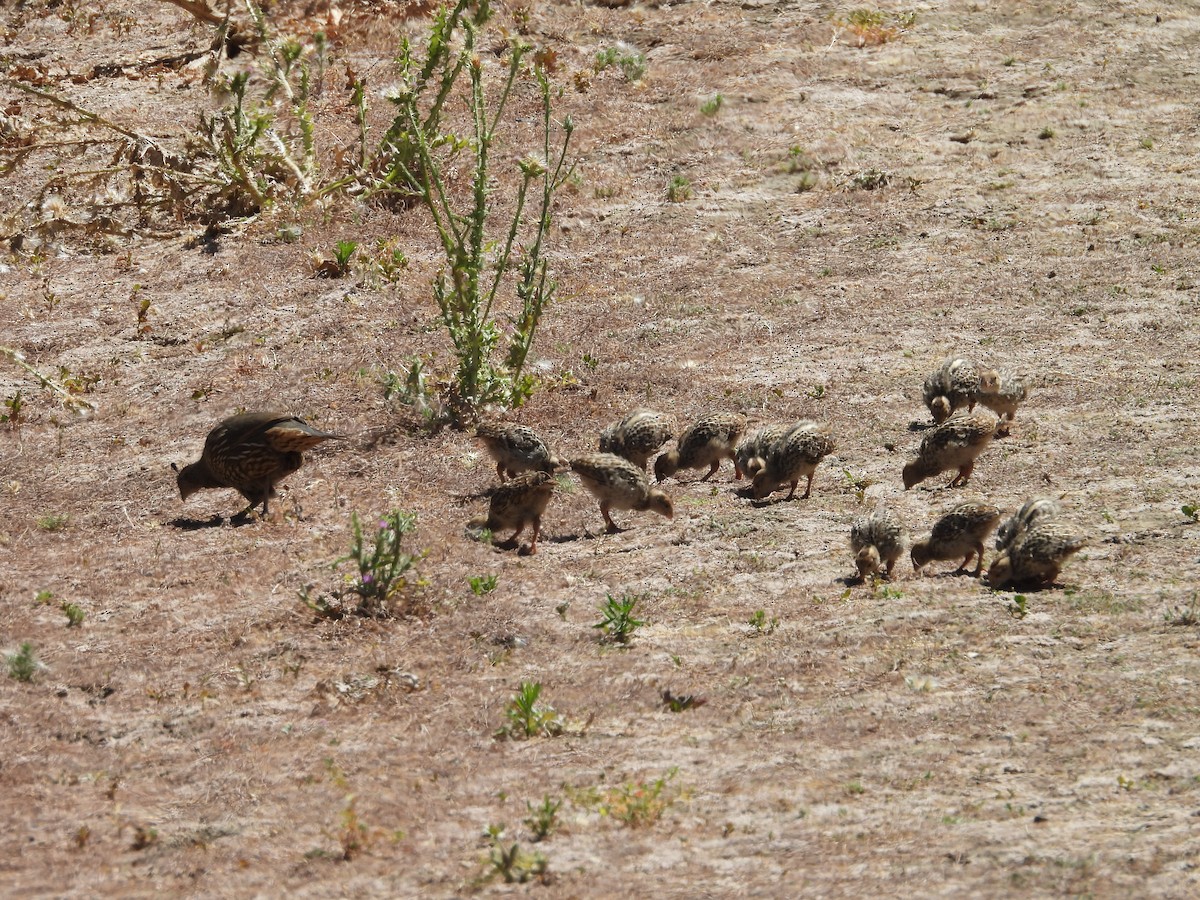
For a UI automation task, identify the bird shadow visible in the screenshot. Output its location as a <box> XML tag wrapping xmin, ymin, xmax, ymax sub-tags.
<box><xmin>544</xmin><ymin>532</ymin><xmax>586</xmax><ymax>545</ymax></box>
<box><xmin>908</xmin><ymin>420</ymin><xmax>936</xmax><ymax>432</ymax></box>
<box><xmin>168</xmin><ymin>515</ymin><xmax>255</xmax><ymax>530</ymax></box>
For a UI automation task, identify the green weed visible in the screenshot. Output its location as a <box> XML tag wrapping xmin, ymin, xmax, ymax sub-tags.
<box><xmin>748</xmin><ymin>609</ymin><xmax>778</xmax><ymax>635</ymax></box>
<box><xmin>483</xmin><ymin>826</ymin><xmax>548</xmax><ymax>883</ymax></box>
<box><xmin>301</xmin><ymin>511</ymin><xmax>424</xmax><ymax>619</ymax></box>
<box><xmin>595</xmin><ymin>44</ymin><xmax>646</xmax><ymax>81</ymax></box>
<box><xmin>700</xmin><ymin>93</ymin><xmax>724</xmax><ymax>116</ymax></box>
<box><xmin>372</xmin><ymin>1</ymin><xmax>575</xmax><ymax>416</ymax></box>
<box><xmin>7</xmin><ymin>642</ymin><xmax>38</xmax><ymax>682</ymax></box>
<box><xmin>667</xmin><ymin>175</ymin><xmax>692</xmax><ymax>202</ymax></box>
<box><xmin>524</xmin><ymin>795</ymin><xmax>562</xmax><ymax>842</ymax></box>
<box><xmin>469</xmin><ymin>574</ymin><xmax>498</xmax><ymax>596</ymax></box>
<box><xmin>496</xmin><ymin>681</ymin><xmax>563</xmax><ymax>740</ymax></box>
<box><xmin>569</xmin><ymin>769</ymin><xmax>679</xmax><ymax>828</ymax></box>
<box><xmin>594</xmin><ymin>594</ymin><xmax>646</xmax><ymax>645</ymax></box>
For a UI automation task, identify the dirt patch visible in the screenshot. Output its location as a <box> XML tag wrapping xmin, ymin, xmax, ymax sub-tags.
<box><xmin>2</xmin><ymin>0</ymin><xmax>1200</xmax><ymax>895</ymax></box>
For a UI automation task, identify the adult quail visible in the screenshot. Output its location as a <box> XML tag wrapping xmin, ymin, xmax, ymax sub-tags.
<box><xmin>598</xmin><ymin>408</ymin><xmax>675</xmax><ymax>471</ymax></box>
<box><xmin>572</xmin><ymin>452</ymin><xmax>674</xmax><ymax>533</ymax></box>
<box><xmin>175</xmin><ymin>412</ymin><xmax>341</xmax><ymax>519</ymax></box>
<box><xmin>910</xmin><ymin>502</ymin><xmax>1002</xmax><ymax>576</ymax></box>
<box><xmin>922</xmin><ymin>358</ymin><xmax>998</xmax><ymax>424</ymax></box>
<box><xmin>750</xmin><ymin>421</ymin><xmax>835</xmax><ymax>501</ymax></box>
<box><xmin>471</xmin><ymin>470</ymin><xmax>556</xmax><ymax>554</ymax></box>
<box><xmin>850</xmin><ymin>503</ymin><xmax>909</xmax><ymax>580</ymax></box>
<box><xmin>654</xmin><ymin>412</ymin><xmax>746</xmax><ymax>482</ymax></box>
<box><xmin>902</xmin><ymin>412</ymin><xmax>996</xmax><ymax>490</ymax></box>
<box><xmin>988</xmin><ymin>520</ymin><xmax>1087</xmax><ymax>589</ymax></box>
<box><xmin>474</xmin><ymin>422</ymin><xmax>566</xmax><ymax>481</ymax></box>
<box><xmin>735</xmin><ymin>423</ymin><xmax>790</xmax><ymax>481</ymax></box>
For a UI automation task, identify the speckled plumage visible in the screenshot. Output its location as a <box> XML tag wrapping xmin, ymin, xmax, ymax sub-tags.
<box><xmin>751</xmin><ymin>421</ymin><xmax>835</xmax><ymax>500</ymax></box>
<box><xmin>911</xmin><ymin>502</ymin><xmax>1002</xmax><ymax>576</ymax></box>
<box><xmin>988</xmin><ymin>520</ymin><xmax>1087</xmax><ymax>589</ymax></box>
<box><xmin>902</xmin><ymin>412</ymin><xmax>996</xmax><ymax>490</ymax></box>
<box><xmin>996</xmin><ymin>497</ymin><xmax>1062</xmax><ymax>551</ymax></box>
<box><xmin>598</xmin><ymin>409</ymin><xmax>675</xmax><ymax>471</ymax></box>
<box><xmin>850</xmin><ymin>504</ymin><xmax>909</xmax><ymax>580</ymax></box>
<box><xmin>922</xmin><ymin>358</ymin><xmax>997</xmax><ymax>423</ymax></box>
<box><xmin>474</xmin><ymin>422</ymin><xmax>566</xmax><ymax>481</ymax></box>
<box><xmin>735</xmin><ymin>424</ymin><xmax>790</xmax><ymax>480</ymax></box>
<box><xmin>175</xmin><ymin>412</ymin><xmax>341</xmax><ymax>518</ymax></box>
<box><xmin>654</xmin><ymin>412</ymin><xmax>746</xmax><ymax>482</ymax></box>
<box><xmin>475</xmin><ymin>470</ymin><xmax>556</xmax><ymax>554</ymax></box>
<box><xmin>572</xmin><ymin>452</ymin><xmax>674</xmax><ymax>532</ymax></box>
<box><xmin>977</xmin><ymin>369</ymin><xmax>1029</xmax><ymax>423</ymax></box>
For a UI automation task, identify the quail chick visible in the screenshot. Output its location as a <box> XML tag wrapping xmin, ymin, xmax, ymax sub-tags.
<box><xmin>902</xmin><ymin>412</ymin><xmax>996</xmax><ymax>490</ymax></box>
<box><xmin>995</xmin><ymin>497</ymin><xmax>1062</xmax><ymax>551</ymax></box>
<box><xmin>977</xmin><ymin>369</ymin><xmax>1029</xmax><ymax>426</ymax></box>
<box><xmin>988</xmin><ymin>520</ymin><xmax>1087</xmax><ymax>589</ymax></box>
<box><xmin>598</xmin><ymin>408</ymin><xmax>675</xmax><ymax>471</ymax></box>
<box><xmin>922</xmin><ymin>358</ymin><xmax>996</xmax><ymax>423</ymax></box>
<box><xmin>654</xmin><ymin>412</ymin><xmax>747</xmax><ymax>482</ymax></box>
<box><xmin>572</xmin><ymin>452</ymin><xmax>674</xmax><ymax>533</ymax></box>
<box><xmin>850</xmin><ymin>504</ymin><xmax>909</xmax><ymax>580</ymax></box>
<box><xmin>911</xmin><ymin>502</ymin><xmax>1001</xmax><ymax>576</ymax></box>
<box><xmin>175</xmin><ymin>412</ymin><xmax>341</xmax><ymax>518</ymax></box>
<box><xmin>734</xmin><ymin>423</ymin><xmax>790</xmax><ymax>480</ymax></box>
<box><xmin>751</xmin><ymin>421</ymin><xmax>835</xmax><ymax>500</ymax></box>
<box><xmin>470</xmin><ymin>470</ymin><xmax>556</xmax><ymax>554</ymax></box>
<box><xmin>474</xmin><ymin>422</ymin><xmax>566</xmax><ymax>481</ymax></box>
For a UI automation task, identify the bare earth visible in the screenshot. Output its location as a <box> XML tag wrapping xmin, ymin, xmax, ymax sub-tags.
<box><xmin>3</xmin><ymin>0</ymin><xmax>1200</xmax><ymax>896</ymax></box>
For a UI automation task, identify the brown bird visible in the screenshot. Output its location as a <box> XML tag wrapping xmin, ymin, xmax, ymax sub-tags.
<box><xmin>910</xmin><ymin>502</ymin><xmax>1002</xmax><ymax>576</ymax></box>
<box><xmin>474</xmin><ymin>422</ymin><xmax>566</xmax><ymax>481</ymax></box>
<box><xmin>988</xmin><ymin>520</ymin><xmax>1087</xmax><ymax>589</ymax></box>
<box><xmin>751</xmin><ymin>421</ymin><xmax>835</xmax><ymax>500</ymax></box>
<box><xmin>735</xmin><ymin>423</ymin><xmax>790</xmax><ymax>481</ymax></box>
<box><xmin>654</xmin><ymin>412</ymin><xmax>746</xmax><ymax>482</ymax></box>
<box><xmin>995</xmin><ymin>497</ymin><xmax>1062</xmax><ymax>551</ymax></box>
<box><xmin>175</xmin><ymin>412</ymin><xmax>341</xmax><ymax>519</ymax></box>
<box><xmin>902</xmin><ymin>412</ymin><xmax>996</xmax><ymax>490</ymax></box>
<box><xmin>850</xmin><ymin>504</ymin><xmax>909</xmax><ymax>580</ymax></box>
<box><xmin>977</xmin><ymin>369</ymin><xmax>1029</xmax><ymax>429</ymax></box>
<box><xmin>598</xmin><ymin>408</ymin><xmax>675</xmax><ymax>471</ymax></box>
<box><xmin>470</xmin><ymin>470</ymin><xmax>556</xmax><ymax>554</ymax></box>
<box><xmin>922</xmin><ymin>358</ymin><xmax>998</xmax><ymax>424</ymax></box>
<box><xmin>572</xmin><ymin>452</ymin><xmax>674</xmax><ymax>533</ymax></box>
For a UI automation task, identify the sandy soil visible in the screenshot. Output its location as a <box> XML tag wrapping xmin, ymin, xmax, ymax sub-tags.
<box><xmin>2</xmin><ymin>0</ymin><xmax>1200</xmax><ymax>896</ymax></box>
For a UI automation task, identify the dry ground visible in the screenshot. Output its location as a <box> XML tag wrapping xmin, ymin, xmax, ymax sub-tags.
<box><xmin>3</xmin><ymin>0</ymin><xmax>1200</xmax><ymax>896</ymax></box>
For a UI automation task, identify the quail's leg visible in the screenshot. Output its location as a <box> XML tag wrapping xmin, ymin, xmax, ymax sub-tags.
<box><xmin>233</xmin><ymin>493</ymin><xmax>266</xmax><ymax>521</ymax></box>
<box><xmin>972</xmin><ymin>544</ymin><xmax>985</xmax><ymax>577</ymax></box>
<box><xmin>949</xmin><ymin>462</ymin><xmax>974</xmax><ymax>488</ymax></box>
<box><xmin>527</xmin><ymin>516</ymin><xmax>542</xmax><ymax>554</ymax></box>
<box><xmin>600</xmin><ymin>501</ymin><xmax>620</xmax><ymax>533</ymax></box>
<box><xmin>733</xmin><ymin>459</ymin><xmax>743</xmax><ymax>480</ymax></box>
<box><xmin>700</xmin><ymin>460</ymin><xmax>720</xmax><ymax>482</ymax></box>
<box><xmin>784</xmin><ymin>480</ymin><xmax>798</xmax><ymax>501</ymax></box>
<box><xmin>800</xmin><ymin>472</ymin><xmax>815</xmax><ymax>499</ymax></box>
<box><xmin>504</xmin><ymin>523</ymin><xmax>526</xmax><ymax>548</ymax></box>
<box><xmin>496</xmin><ymin>461</ymin><xmax>507</xmax><ymax>481</ymax></box>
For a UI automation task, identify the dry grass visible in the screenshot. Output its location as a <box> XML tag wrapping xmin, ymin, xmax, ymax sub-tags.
<box><xmin>2</xmin><ymin>0</ymin><xmax>1200</xmax><ymax>896</ymax></box>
